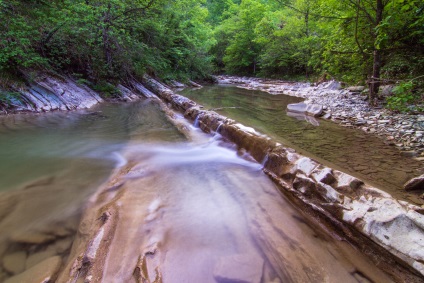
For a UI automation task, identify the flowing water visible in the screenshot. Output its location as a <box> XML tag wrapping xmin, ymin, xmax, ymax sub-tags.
<box><xmin>179</xmin><ymin>85</ymin><xmax>424</xmax><ymax>202</ymax></box>
<box><xmin>0</xmin><ymin>98</ymin><xmax>396</xmax><ymax>282</ymax></box>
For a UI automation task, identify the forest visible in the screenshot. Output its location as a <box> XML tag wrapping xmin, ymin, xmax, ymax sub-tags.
<box><xmin>0</xmin><ymin>0</ymin><xmax>423</xmax><ymax>110</ymax></box>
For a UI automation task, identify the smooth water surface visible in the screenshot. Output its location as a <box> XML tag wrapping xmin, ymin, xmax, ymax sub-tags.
<box><xmin>0</xmin><ymin>98</ymin><xmax>394</xmax><ymax>282</ymax></box>
<box><xmin>179</xmin><ymin>85</ymin><xmax>424</xmax><ymax>201</ymax></box>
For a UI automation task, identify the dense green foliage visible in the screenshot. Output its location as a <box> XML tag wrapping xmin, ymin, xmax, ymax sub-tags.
<box><xmin>0</xmin><ymin>0</ymin><xmax>214</xmax><ymax>83</ymax></box>
<box><xmin>209</xmin><ymin>0</ymin><xmax>423</xmax><ymax>80</ymax></box>
<box><xmin>206</xmin><ymin>0</ymin><xmax>423</xmax><ymax>109</ymax></box>
<box><xmin>1</xmin><ymin>0</ymin><xmax>423</xmax><ymax>109</ymax></box>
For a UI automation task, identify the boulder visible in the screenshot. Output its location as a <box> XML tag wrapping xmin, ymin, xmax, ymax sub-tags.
<box><xmin>404</xmin><ymin>174</ymin><xmax>424</xmax><ymax>191</ymax></box>
<box><xmin>287</xmin><ymin>102</ymin><xmax>323</xmax><ymax>117</ymax></box>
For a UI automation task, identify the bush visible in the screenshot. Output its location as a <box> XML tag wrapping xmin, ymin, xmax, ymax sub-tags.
<box><xmin>386</xmin><ymin>81</ymin><xmax>423</xmax><ymax>113</ymax></box>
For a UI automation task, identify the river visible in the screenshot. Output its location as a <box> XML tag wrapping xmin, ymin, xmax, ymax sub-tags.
<box><xmin>0</xmin><ymin>97</ymin><xmax>395</xmax><ymax>282</ymax></box>
<box><xmin>179</xmin><ymin>85</ymin><xmax>424</xmax><ymax>202</ymax></box>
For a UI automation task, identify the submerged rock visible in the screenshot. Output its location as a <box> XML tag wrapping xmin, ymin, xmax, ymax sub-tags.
<box><xmin>2</xmin><ymin>252</ymin><xmax>26</xmax><ymax>275</ymax></box>
<box><xmin>287</xmin><ymin>102</ymin><xmax>323</xmax><ymax>117</ymax></box>
<box><xmin>404</xmin><ymin>174</ymin><xmax>424</xmax><ymax>191</ymax></box>
<box><xmin>213</xmin><ymin>254</ymin><xmax>264</xmax><ymax>283</ymax></box>
<box><xmin>4</xmin><ymin>256</ymin><xmax>61</xmax><ymax>283</ymax></box>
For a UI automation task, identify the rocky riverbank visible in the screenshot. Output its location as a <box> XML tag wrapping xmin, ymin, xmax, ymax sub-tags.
<box><xmin>141</xmin><ymin>75</ymin><xmax>424</xmax><ymax>281</ymax></box>
<box><xmin>216</xmin><ymin>76</ymin><xmax>424</xmax><ymax>162</ymax></box>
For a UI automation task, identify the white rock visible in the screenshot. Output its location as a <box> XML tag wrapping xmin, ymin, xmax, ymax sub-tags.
<box><xmin>296</xmin><ymin>158</ymin><xmax>319</xmax><ymax>176</ymax></box>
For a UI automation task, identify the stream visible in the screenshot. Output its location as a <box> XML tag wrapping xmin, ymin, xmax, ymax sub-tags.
<box><xmin>0</xmin><ymin>97</ymin><xmax>397</xmax><ymax>282</ymax></box>
<box><xmin>179</xmin><ymin>85</ymin><xmax>424</xmax><ymax>202</ymax></box>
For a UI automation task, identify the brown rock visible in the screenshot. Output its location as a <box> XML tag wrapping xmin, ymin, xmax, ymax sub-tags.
<box><xmin>10</xmin><ymin>230</ymin><xmax>55</xmax><ymax>245</ymax></box>
<box><xmin>25</xmin><ymin>249</ymin><xmax>58</xmax><ymax>270</ymax></box>
<box><xmin>4</xmin><ymin>256</ymin><xmax>62</xmax><ymax>283</ymax></box>
<box><xmin>404</xmin><ymin>174</ymin><xmax>424</xmax><ymax>191</ymax></box>
<box><xmin>311</xmin><ymin>168</ymin><xmax>336</xmax><ymax>185</ymax></box>
<box><xmin>2</xmin><ymin>251</ymin><xmax>26</xmax><ymax>274</ymax></box>
<box><xmin>293</xmin><ymin>174</ymin><xmax>317</xmax><ymax>198</ymax></box>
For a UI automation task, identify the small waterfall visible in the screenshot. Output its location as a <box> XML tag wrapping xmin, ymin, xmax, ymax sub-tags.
<box><xmin>261</xmin><ymin>153</ymin><xmax>269</xmax><ymax>169</ymax></box>
<box><xmin>194</xmin><ymin>114</ymin><xmax>201</xmax><ymax>127</ymax></box>
<box><xmin>215</xmin><ymin>122</ymin><xmax>223</xmax><ymax>134</ymax></box>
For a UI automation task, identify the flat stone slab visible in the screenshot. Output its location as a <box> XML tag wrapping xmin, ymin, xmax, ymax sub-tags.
<box><xmin>213</xmin><ymin>254</ymin><xmax>264</xmax><ymax>283</ymax></box>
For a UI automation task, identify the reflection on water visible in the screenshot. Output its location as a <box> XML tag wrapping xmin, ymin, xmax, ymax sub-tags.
<box><xmin>179</xmin><ymin>85</ymin><xmax>424</xmax><ymax>200</ymax></box>
<box><xmin>0</xmin><ymin>98</ymin><xmax>394</xmax><ymax>282</ymax></box>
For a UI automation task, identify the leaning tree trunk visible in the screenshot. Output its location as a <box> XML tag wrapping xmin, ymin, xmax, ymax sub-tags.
<box><xmin>368</xmin><ymin>0</ymin><xmax>384</xmax><ymax>106</ymax></box>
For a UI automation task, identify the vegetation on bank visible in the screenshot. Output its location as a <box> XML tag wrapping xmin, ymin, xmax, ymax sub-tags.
<box><xmin>0</xmin><ymin>0</ymin><xmax>423</xmax><ymax>111</ymax></box>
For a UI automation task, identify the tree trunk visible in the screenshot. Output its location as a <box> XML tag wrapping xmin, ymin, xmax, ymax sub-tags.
<box><xmin>102</xmin><ymin>4</ymin><xmax>113</xmax><ymax>74</ymax></box>
<box><xmin>368</xmin><ymin>0</ymin><xmax>384</xmax><ymax>105</ymax></box>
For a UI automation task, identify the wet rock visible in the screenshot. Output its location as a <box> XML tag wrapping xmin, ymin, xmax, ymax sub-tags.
<box><xmin>293</xmin><ymin>174</ymin><xmax>317</xmax><ymax>197</ymax></box>
<box><xmin>213</xmin><ymin>254</ymin><xmax>264</xmax><ymax>283</ymax></box>
<box><xmin>343</xmin><ymin>197</ymin><xmax>424</xmax><ymax>276</ymax></box>
<box><xmin>404</xmin><ymin>174</ymin><xmax>424</xmax><ymax>191</ymax></box>
<box><xmin>132</xmin><ymin>82</ymin><xmax>158</xmax><ymax>99</ymax></box>
<box><xmin>4</xmin><ymin>256</ymin><xmax>62</xmax><ymax>283</ymax></box>
<box><xmin>25</xmin><ymin>249</ymin><xmax>58</xmax><ymax>270</ymax></box>
<box><xmin>287</xmin><ymin>102</ymin><xmax>323</xmax><ymax>117</ymax></box>
<box><xmin>311</xmin><ymin>168</ymin><xmax>336</xmax><ymax>185</ymax></box>
<box><xmin>316</xmin><ymin>182</ymin><xmax>343</xmax><ymax>203</ymax></box>
<box><xmin>2</xmin><ymin>251</ymin><xmax>26</xmax><ymax>274</ymax></box>
<box><xmin>335</xmin><ymin>173</ymin><xmax>364</xmax><ymax>193</ymax></box>
<box><xmin>295</xmin><ymin>157</ymin><xmax>319</xmax><ymax>176</ymax></box>
<box><xmin>10</xmin><ymin>230</ymin><xmax>56</xmax><ymax>245</ymax></box>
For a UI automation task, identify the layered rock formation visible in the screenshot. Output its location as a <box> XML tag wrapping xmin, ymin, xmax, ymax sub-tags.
<box><xmin>2</xmin><ymin>75</ymin><xmax>103</xmax><ymax>113</ymax></box>
<box><xmin>141</xmin><ymin>75</ymin><xmax>424</xmax><ymax>281</ymax></box>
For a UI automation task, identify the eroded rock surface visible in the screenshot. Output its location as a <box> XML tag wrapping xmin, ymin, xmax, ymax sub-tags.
<box><xmin>141</xmin><ymin>75</ymin><xmax>424</xmax><ymax>281</ymax></box>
